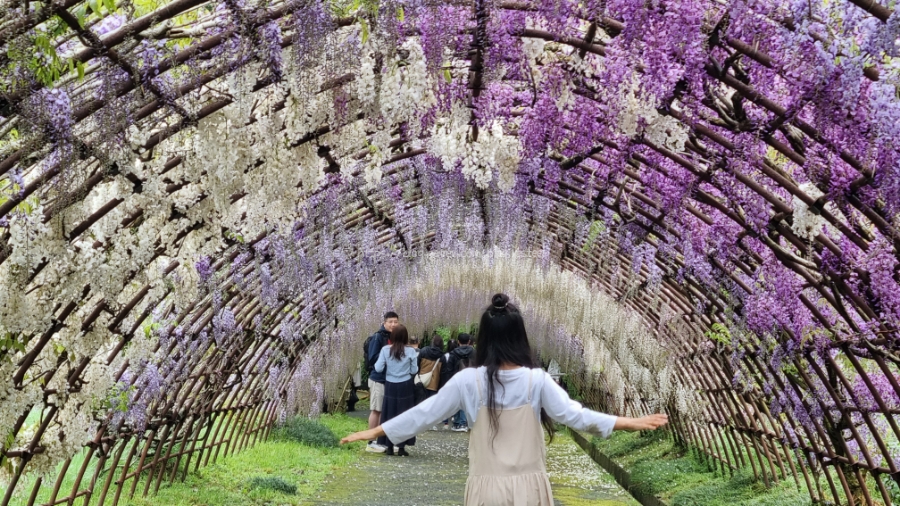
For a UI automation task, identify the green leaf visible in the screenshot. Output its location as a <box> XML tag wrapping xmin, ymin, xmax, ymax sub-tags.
<box><xmin>142</xmin><ymin>321</ymin><xmax>160</xmax><ymax>338</ymax></box>
<box><xmin>133</xmin><ymin>0</ymin><xmax>162</xmax><ymax>16</ymax></box>
<box><xmin>52</xmin><ymin>18</ymin><xmax>68</xmax><ymax>36</ymax></box>
<box><xmin>780</xmin><ymin>362</ymin><xmax>799</xmax><ymax>377</ymax></box>
<box><xmin>34</xmin><ymin>34</ymin><xmax>48</xmax><ymax>51</ymax></box>
<box><xmin>581</xmin><ymin>219</ymin><xmax>605</xmax><ymax>253</ymax></box>
<box><xmin>443</xmin><ymin>68</ymin><xmax>452</xmax><ymax>83</ymax></box>
<box><xmin>104</xmin><ymin>0</ymin><xmax>116</xmax><ymax>13</ymax></box>
<box><xmin>17</xmin><ymin>195</ymin><xmax>39</xmax><ymax>214</ymax></box>
<box><xmin>397</xmin><ymin>6</ymin><xmax>404</xmax><ymax>21</ymax></box>
<box><xmin>359</xmin><ymin>18</ymin><xmax>369</xmax><ymax>44</ymax></box>
<box><xmin>225</xmin><ymin>230</ymin><xmax>245</xmax><ymax>243</ymax></box>
<box><xmin>1</xmin><ymin>333</ymin><xmax>26</xmax><ymax>353</ymax></box>
<box><xmin>76</xmin><ymin>61</ymin><xmax>85</xmax><ymax>80</ymax></box>
<box><xmin>704</xmin><ymin>323</ymin><xmax>732</xmax><ymax>346</ymax></box>
<box><xmin>74</xmin><ymin>6</ymin><xmax>86</xmax><ymax>28</ymax></box>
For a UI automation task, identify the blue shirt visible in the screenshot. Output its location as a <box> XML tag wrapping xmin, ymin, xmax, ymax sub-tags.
<box><xmin>374</xmin><ymin>346</ymin><xmax>419</xmax><ymax>383</ymax></box>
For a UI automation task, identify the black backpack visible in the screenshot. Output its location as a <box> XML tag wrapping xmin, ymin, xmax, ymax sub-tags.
<box><xmin>440</xmin><ymin>351</ymin><xmax>471</xmax><ymax>388</ymax></box>
<box><xmin>438</xmin><ymin>354</ymin><xmax>455</xmax><ymax>388</ymax></box>
<box><xmin>363</xmin><ymin>334</ymin><xmax>373</xmax><ymax>363</ymax></box>
<box><xmin>456</xmin><ymin>353</ymin><xmax>472</xmax><ymax>371</ymax></box>
<box><xmin>363</xmin><ymin>332</ymin><xmax>381</xmax><ymax>373</ymax></box>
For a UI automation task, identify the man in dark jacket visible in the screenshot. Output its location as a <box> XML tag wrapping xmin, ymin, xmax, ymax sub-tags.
<box><xmin>364</xmin><ymin>311</ymin><xmax>399</xmax><ymax>452</ymax></box>
<box><xmin>441</xmin><ymin>333</ymin><xmax>475</xmax><ymax>432</ymax></box>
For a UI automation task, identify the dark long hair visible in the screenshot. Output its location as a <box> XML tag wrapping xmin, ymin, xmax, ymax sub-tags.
<box><xmin>475</xmin><ymin>293</ymin><xmax>555</xmax><ymax>441</ymax></box>
<box><xmin>390</xmin><ymin>324</ymin><xmax>409</xmax><ymax>360</ymax></box>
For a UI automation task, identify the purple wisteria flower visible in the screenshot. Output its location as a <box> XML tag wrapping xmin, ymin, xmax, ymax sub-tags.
<box><xmin>195</xmin><ymin>256</ymin><xmax>213</xmax><ymax>284</ymax></box>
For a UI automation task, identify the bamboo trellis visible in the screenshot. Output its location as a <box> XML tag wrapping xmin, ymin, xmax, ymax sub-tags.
<box><xmin>1</xmin><ymin>0</ymin><xmax>899</xmax><ymax>504</ymax></box>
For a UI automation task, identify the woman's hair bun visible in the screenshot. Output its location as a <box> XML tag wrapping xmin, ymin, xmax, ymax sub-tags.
<box><xmin>491</xmin><ymin>293</ymin><xmax>510</xmax><ymax>309</ymax></box>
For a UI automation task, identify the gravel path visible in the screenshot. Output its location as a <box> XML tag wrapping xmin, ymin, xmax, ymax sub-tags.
<box><xmin>304</xmin><ymin>410</ymin><xmax>639</xmax><ymax>506</ymax></box>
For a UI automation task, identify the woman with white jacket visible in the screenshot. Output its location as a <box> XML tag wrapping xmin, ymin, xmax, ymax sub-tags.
<box><xmin>343</xmin><ymin>294</ymin><xmax>668</xmax><ymax>505</ymax></box>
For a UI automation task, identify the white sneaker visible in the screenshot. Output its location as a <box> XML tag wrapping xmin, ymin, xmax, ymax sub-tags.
<box><xmin>365</xmin><ymin>442</ymin><xmax>387</xmax><ymax>453</ymax></box>
<box><xmin>452</xmin><ymin>425</ymin><xmax>469</xmax><ymax>432</ymax></box>
<box><xmin>430</xmin><ymin>425</ymin><xmax>439</xmax><ymax>431</ymax></box>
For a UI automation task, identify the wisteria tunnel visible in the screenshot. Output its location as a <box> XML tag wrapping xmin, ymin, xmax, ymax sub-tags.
<box><xmin>0</xmin><ymin>0</ymin><xmax>899</xmax><ymax>503</ymax></box>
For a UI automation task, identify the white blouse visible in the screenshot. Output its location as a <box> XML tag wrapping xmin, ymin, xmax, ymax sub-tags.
<box><xmin>382</xmin><ymin>366</ymin><xmax>617</xmax><ymax>444</ymax></box>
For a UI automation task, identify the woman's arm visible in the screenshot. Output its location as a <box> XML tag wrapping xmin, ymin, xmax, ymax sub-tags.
<box><xmin>341</xmin><ymin>373</ymin><xmax>465</xmax><ymax>444</ymax></box>
<box><xmin>409</xmin><ymin>349</ymin><xmax>419</xmax><ymax>375</ymax></box>
<box><xmin>540</xmin><ymin>372</ymin><xmax>667</xmax><ymax>437</ymax></box>
<box><xmin>374</xmin><ymin>347</ymin><xmax>386</xmax><ymax>373</ymax></box>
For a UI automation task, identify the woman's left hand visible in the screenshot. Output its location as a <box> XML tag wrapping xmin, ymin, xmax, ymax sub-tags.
<box><xmin>614</xmin><ymin>414</ymin><xmax>669</xmax><ymax>431</ymax></box>
<box><xmin>340</xmin><ymin>427</ymin><xmax>385</xmax><ymax>445</ymax></box>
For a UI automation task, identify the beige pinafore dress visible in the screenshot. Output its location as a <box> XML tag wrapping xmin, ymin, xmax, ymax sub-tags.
<box><xmin>464</xmin><ymin>370</ymin><xmax>554</xmax><ymax>506</ymax></box>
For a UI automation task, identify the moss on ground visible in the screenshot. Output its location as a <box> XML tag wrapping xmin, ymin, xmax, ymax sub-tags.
<box><xmin>552</xmin><ymin>484</ymin><xmax>641</xmax><ymax>506</ymax></box>
<box><xmin>303</xmin><ymin>426</ymin><xmax>471</xmax><ymax>505</ymax></box>
<box><xmin>120</xmin><ymin>414</ymin><xmax>367</xmax><ymax>506</ymax></box>
<box><xmin>590</xmin><ymin>430</ymin><xmax>814</xmax><ymax>506</ymax></box>
<box><xmin>546</xmin><ymin>431</ymin><xmax>639</xmax><ymax>505</ymax></box>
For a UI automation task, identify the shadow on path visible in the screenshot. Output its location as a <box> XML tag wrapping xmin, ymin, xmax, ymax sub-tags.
<box><xmin>304</xmin><ymin>410</ymin><xmax>639</xmax><ymax>506</ymax></box>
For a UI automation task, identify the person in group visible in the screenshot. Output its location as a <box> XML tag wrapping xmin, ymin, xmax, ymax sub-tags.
<box><xmin>415</xmin><ymin>335</ymin><xmax>444</xmax><ymax>409</ymax></box>
<box><xmin>342</xmin><ymin>293</ymin><xmax>668</xmax><ymax>505</ymax></box>
<box><xmin>442</xmin><ymin>333</ymin><xmax>475</xmax><ymax>432</ymax></box>
<box><xmin>438</xmin><ymin>338</ymin><xmax>459</xmax><ymax>429</ymax></box>
<box><xmin>444</xmin><ymin>338</ymin><xmax>459</xmax><ymax>361</ymax></box>
<box><xmin>409</xmin><ymin>334</ymin><xmax>422</xmax><ymax>405</ymax></box>
<box><xmin>373</xmin><ymin>324</ymin><xmax>418</xmax><ymax>456</ymax></box>
<box><xmin>364</xmin><ymin>311</ymin><xmax>399</xmax><ymax>453</ymax></box>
